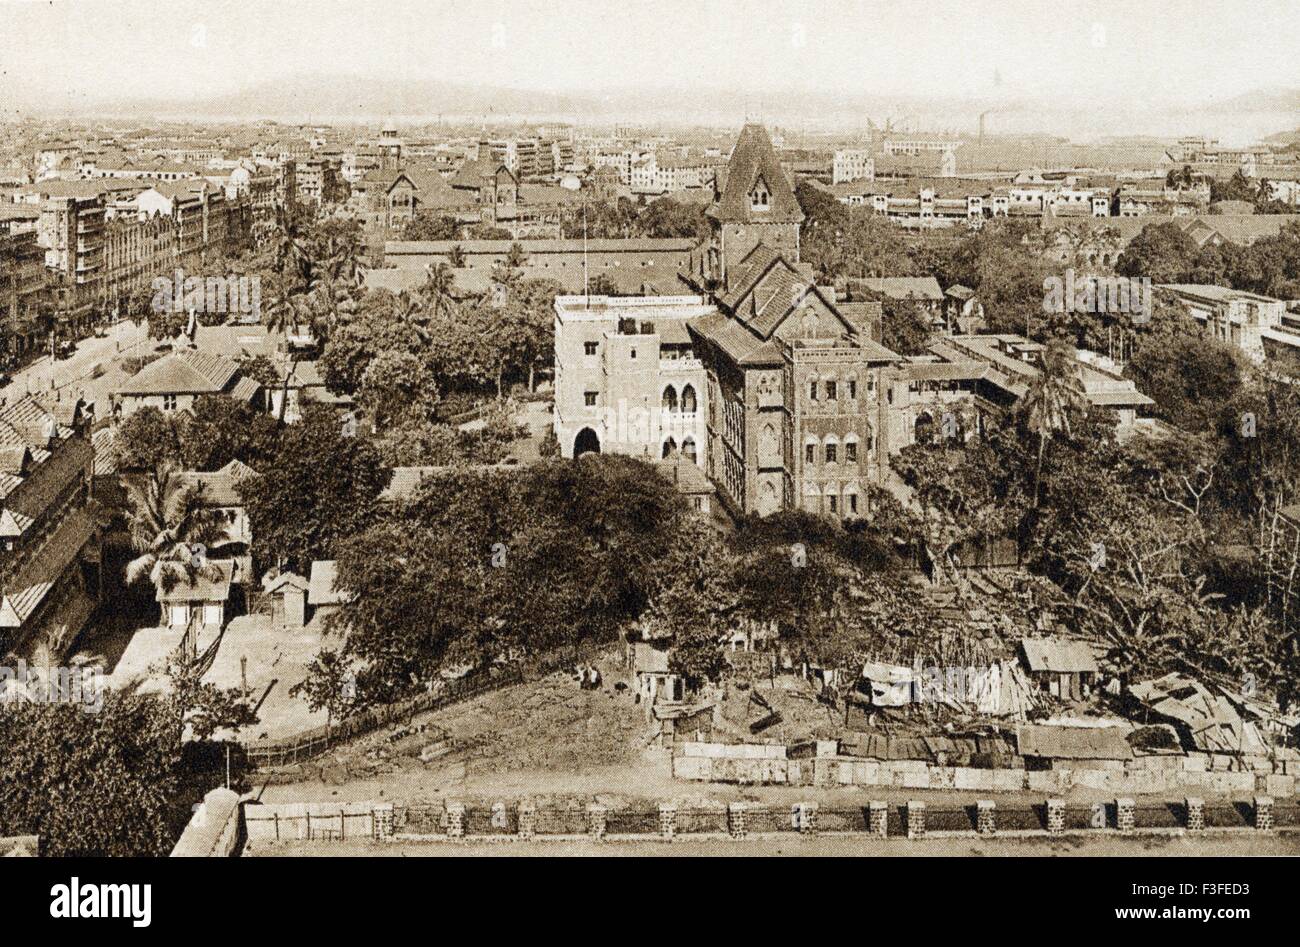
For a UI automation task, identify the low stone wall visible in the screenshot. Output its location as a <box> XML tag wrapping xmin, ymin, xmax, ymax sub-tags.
<box><xmin>672</xmin><ymin>743</ymin><xmax>1295</xmax><ymax>797</ymax></box>
<box><xmin>238</xmin><ymin>794</ymin><xmax>1296</xmax><ymax>846</ymax></box>
<box><xmin>171</xmin><ymin>788</ymin><xmax>242</xmax><ymax>857</ymax></box>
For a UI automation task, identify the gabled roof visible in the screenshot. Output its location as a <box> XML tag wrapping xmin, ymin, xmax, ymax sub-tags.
<box><xmin>707</xmin><ymin>124</ymin><xmax>803</xmax><ymax>225</ymax></box>
<box><xmin>174</xmin><ymin>459</ymin><xmax>257</xmax><ymax>507</ymax></box>
<box><xmin>449</xmin><ymin>153</ymin><xmax>514</xmax><ymax>190</ymax></box>
<box><xmin>116</xmin><ymin>349</ymin><xmax>241</xmax><ymax>396</ymax></box>
<box><xmin>0</xmin><ymin>508</ymin><xmax>97</xmax><ymax>627</ymax></box>
<box><xmin>264</xmin><ymin>570</ymin><xmax>310</xmax><ymax>594</ymax></box>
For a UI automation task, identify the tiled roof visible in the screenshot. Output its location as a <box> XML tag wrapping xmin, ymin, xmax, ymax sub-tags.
<box><xmin>116</xmin><ymin>349</ymin><xmax>241</xmax><ymax>396</ymax></box>
<box><xmin>0</xmin><ymin>508</ymin><xmax>97</xmax><ymax>627</ymax></box>
<box><xmin>708</xmin><ymin>124</ymin><xmax>803</xmax><ymax>225</ymax></box>
<box><xmin>853</xmin><ymin>276</ymin><xmax>944</xmax><ymax>302</ymax></box>
<box><xmin>175</xmin><ymin>459</ymin><xmax>257</xmax><ymax>507</ymax></box>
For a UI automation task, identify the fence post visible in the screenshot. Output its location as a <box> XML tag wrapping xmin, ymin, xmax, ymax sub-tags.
<box><xmin>727</xmin><ymin>802</ymin><xmax>747</xmax><ymax>839</ymax></box>
<box><xmin>1046</xmin><ymin>798</ymin><xmax>1065</xmax><ymax>835</ymax></box>
<box><xmin>976</xmin><ymin>800</ymin><xmax>995</xmax><ymax>836</ymax></box>
<box><xmin>587</xmin><ymin>804</ymin><xmax>607</xmax><ymax>841</ymax></box>
<box><xmin>1184</xmin><ymin>797</ymin><xmax>1204</xmax><ymax>833</ymax></box>
<box><xmin>658</xmin><ymin>803</ymin><xmax>677</xmax><ymax>841</ymax></box>
<box><xmin>445</xmin><ymin>802</ymin><xmax>466</xmax><ymax>839</ymax></box>
<box><xmin>517</xmin><ymin>800</ymin><xmax>537</xmax><ymax>840</ymax></box>
<box><xmin>1115</xmin><ymin>798</ymin><xmax>1135</xmax><ymax>833</ymax></box>
<box><xmin>1255</xmin><ymin>796</ymin><xmax>1274</xmax><ymax>832</ymax></box>
<box><xmin>868</xmin><ymin>801</ymin><xmax>888</xmax><ymax>837</ymax></box>
<box><xmin>906</xmin><ymin>800</ymin><xmax>926</xmax><ymax>839</ymax></box>
<box><xmin>373</xmin><ymin>803</ymin><xmax>394</xmax><ymax>840</ymax></box>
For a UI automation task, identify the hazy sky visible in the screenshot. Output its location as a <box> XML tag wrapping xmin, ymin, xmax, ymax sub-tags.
<box><xmin>3</xmin><ymin>0</ymin><xmax>1298</xmax><ymax>106</ymax></box>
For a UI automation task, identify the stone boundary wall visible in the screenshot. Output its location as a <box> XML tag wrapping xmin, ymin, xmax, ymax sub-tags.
<box><xmin>671</xmin><ymin>742</ymin><xmax>1297</xmax><ymax>797</ymax></box>
<box><xmin>170</xmin><ymin>788</ymin><xmax>242</xmax><ymax>857</ymax></box>
<box><xmin>228</xmin><ymin>794</ymin><xmax>1298</xmax><ymax>849</ymax></box>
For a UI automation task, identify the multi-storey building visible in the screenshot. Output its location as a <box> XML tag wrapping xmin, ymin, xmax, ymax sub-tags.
<box><xmin>295</xmin><ymin>157</ymin><xmax>346</xmax><ymax>207</ymax></box>
<box><xmin>554</xmin><ymin>124</ymin><xmax>1157</xmax><ymax>522</ymax></box>
<box><xmin>554</xmin><ymin>294</ymin><xmax>714</xmax><ymax>463</ymax></box>
<box><xmin>0</xmin><ymin>396</ymin><xmax>99</xmax><ymax>661</ymax></box>
<box><xmin>832</xmin><ymin>149</ymin><xmax>874</xmax><ymax>184</ymax></box>
<box><xmin>1157</xmin><ymin>284</ymin><xmax>1286</xmax><ymax>362</ymax></box>
<box><xmin>0</xmin><ymin>230</ymin><xmax>50</xmax><ymax>356</ymax></box>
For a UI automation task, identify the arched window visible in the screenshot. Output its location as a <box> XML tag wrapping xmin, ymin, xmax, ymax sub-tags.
<box><xmin>843</xmin><ymin>484</ymin><xmax>860</xmax><ymax>517</ymax></box>
<box><xmin>682</xmin><ymin>436</ymin><xmax>697</xmax><ymax>463</ymax></box>
<box><xmin>844</xmin><ymin>433</ymin><xmax>860</xmax><ymax>465</ymax></box>
<box><xmin>662</xmin><ymin>385</ymin><xmax>678</xmax><ymax>413</ymax></box>
<box><xmin>662</xmin><ymin>436</ymin><xmax>677</xmax><ymax>458</ymax></box>
<box><xmin>760</xmin><ymin>422</ymin><xmax>778</xmax><ymax>460</ymax></box>
<box><xmin>824</xmin><ymin>434</ymin><xmax>839</xmax><ymax>465</ymax></box>
<box><xmin>804</xmin><ymin>435</ymin><xmax>818</xmax><ymax>465</ymax></box>
<box><xmin>806</xmin><ymin>372</ymin><xmax>819</xmax><ymax>403</ymax></box>
<box><xmin>681</xmin><ymin>384</ymin><xmax>697</xmax><ymax>414</ymax></box>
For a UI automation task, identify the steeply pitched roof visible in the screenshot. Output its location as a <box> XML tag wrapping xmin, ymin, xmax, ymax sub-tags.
<box><xmin>708</xmin><ymin>124</ymin><xmax>803</xmax><ymax>225</ymax></box>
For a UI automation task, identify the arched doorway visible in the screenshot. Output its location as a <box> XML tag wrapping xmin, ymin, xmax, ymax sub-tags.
<box><xmin>682</xmin><ymin>436</ymin><xmax>697</xmax><ymax>463</ymax></box>
<box><xmin>662</xmin><ymin>385</ymin><xmax>678</xmax><ymax>413</ymax></box>
<box><xmin>681</xmin><ymin>384</ymin><xmax>697</xmax><ymax>414</ymax></box>
<box><xmin>662</xmin><ymin>436</ymin><xmax>678</xmax><ymax>458</ymax></box>
<box><xmin>574</xmin><ymin>427</ymin><xmax>601</xmax><ymax>456</ymax></box>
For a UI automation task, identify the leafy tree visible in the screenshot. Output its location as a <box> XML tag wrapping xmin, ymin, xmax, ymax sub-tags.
<box><xmin>178</xmin><ymin>395</ymin><xmax>281</xmax><ymax>471</ymax></box>
<box><xmin>238</xmin><ymin>405</ymin><xmax>391</xmax><ymax>573</ymax></box>
<box><xmin>289</xmin><ymin>649</ymin><xmax>356</xmax><ymax>738</ymax></box>
<box><xmin>1115</xmin><ymin>222</ymin><xmax>1200</xmax><ymax>284</ymax></box>
<box><xmin>401</xmin><ymin>214</ymin><xmax>461</xmax><ymax>241</ymax></box>
<box><xmin>879</xmin><ymin>297</ymin><xmax>935</xmax><ymax>356</ymax></box>
<box><xmin>115</xmin><ymin>406</ymin><xmax>184</xmax><ymax>473</ymax></box>
<box><xmin>358</xmin><ymin>349</ymin><xmax>441</xmax><ymax>430</ymax></box>
<box><xmin>0</xmin><ymin>691</ymin><xmax>183</xmax><ymax>856</ymax></box>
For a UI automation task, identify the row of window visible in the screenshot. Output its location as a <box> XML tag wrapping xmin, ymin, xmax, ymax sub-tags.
<box><xmin>804</xmin><ymin>440</ymin><xmax>860</xmax><ymax>465</ymax></box>
<box><xmin>803</xmin><ymin>488</ymin><xmax>861</xmax><ymax>516</ymax></box>
<box><xmin>807</xmin><ymin>377</ymin><xmax>869</xmax><ymax>402</ymax></box>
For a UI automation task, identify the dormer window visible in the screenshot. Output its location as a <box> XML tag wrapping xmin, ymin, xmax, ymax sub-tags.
<box><xmin>750</xmin><ymin>177</ymin><xmax>771</xmax><ymax>211</ymax></box>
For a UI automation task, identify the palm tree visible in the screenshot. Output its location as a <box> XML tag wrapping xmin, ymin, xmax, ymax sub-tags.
<box><xmin>125</xmin><ymin>464</ymin><xmax>229</xmax><ymax>598</ymax></box>
<box><xmin>447</xmin><ymin>244</ymin><xmax>467</xmax><ymax>268</ymax></box>
<box><xmin>1023</xmin><ymin>339</ymin><xmax>1088</xmax><ymax>508</ymax></box>
<box><xmin>273</xmin><ymin>205</ymin><xmax>310</xmax><ymax>290</ymax></box>
<box><xmin>420</xmin><ymin>262</ymin><xmax>455</xmax><ymax>319</ymax></box>
<box><xmin>393</xmin><ymin>290</ymin><xmax>432</xmax><ymax>344</ymax></box>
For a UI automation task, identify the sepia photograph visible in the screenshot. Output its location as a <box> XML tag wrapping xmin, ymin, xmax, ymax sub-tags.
<box><xmin>0</xmin><ymin>0</ymin><xmax>1298</xmax><ymax>927</ymax></box>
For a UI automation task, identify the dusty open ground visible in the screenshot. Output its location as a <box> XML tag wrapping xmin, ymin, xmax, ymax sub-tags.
<box><xmin>245</xmin><ymin>832</ymin><xmax>1300</xmax><ymax>857</ymax></box>
<box><xmin>252</xmin><ymin>650</ymin><xmax>1259</xmax><ymax>810</ymax></box>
